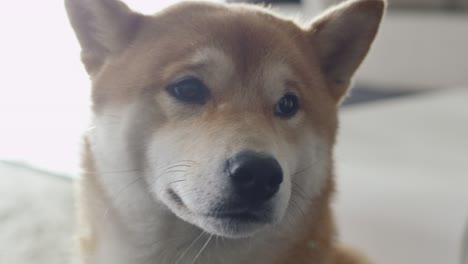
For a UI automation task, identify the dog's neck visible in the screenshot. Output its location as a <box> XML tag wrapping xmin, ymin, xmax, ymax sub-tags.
<box><xmin>78</xmin><ymin>136</ymin><xmax>334</xmax><ymax>264</ymax></box>
<box><xmin>87</xmin><ymin>205</ymin><xmax>290</xmax><ymax>264</ymax></box>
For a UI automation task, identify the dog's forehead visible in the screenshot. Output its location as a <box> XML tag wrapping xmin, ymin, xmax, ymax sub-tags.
<box><xmin>93</xmin><ymin>3</ymin><xmax>315</xmax><ymax>108</ymax></box>
<box><xmin>140</xmin><ymin>2</ymin><xmax>308</xmax><ymax>74</ymax></box>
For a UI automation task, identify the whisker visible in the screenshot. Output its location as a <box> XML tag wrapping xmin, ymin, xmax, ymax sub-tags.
<box><xmin>192</xmin><ymin>234</ymin><xmax>213</xmax><ymax>264</ymax></box>
<box><xmin>157</xmin><ymin>160</ymin><xmax>199</xmax><ymax>169</ymax></box>
<box><xmin>168</xmin><ymin>179</ymin><xmax>187</xmax><ymax>185</ymax></box>
<box><xmin>93</xmin><ymin>160</ymin><xmax>199</xmax><ymax>228</ymax></box>
<box><xmin>115</xmin><ymin>177</ymin><xmax>145</xmax><ymax>197</ymax></box>
<box><xmin>150</xmin><ymin>171</ymin><xmax>193</xmax><ymax>187</ymax></box>
<box><xmin>175</xmin><ymin>231</ymin><xmax>206</xmax><ymax>264</ymax></box>
<box><xmin>159</xmin><ymin>169</ymin><xmax>188</xmax><ymax>174</ymax></box>
<box><xmin>248</xmin><ymin>235</ymin><xmax>253</xmax><ymax>252</ymax></box>
<box><xmin>291</xmin><ymin>181</ymin><xmax>315</xmax><ymax>202</ymax></box>
<box><xmin>102</xmin><ymin>175</ymin><xmax>145</xmax><ymax>221</ymax></box>
<box><xmin>289</xmin><ymin>195</ymin><xmax>306</xmax><ymax>220</ymax></box>
<box><xmin>289</xmin><ymin>157</ymin><xmax>323</xmax><ymax>178</ymax></box>
<box><xmin>83</xmin><ymin>159</ymin><xmax>198</xmax><ymax>177</ymax></box>
<box><xmin>83</xmin><ymin>168</ymin><xmax>142</xmax><ymax>175</ymax></box>
<box><xmin>160</xmin><ymin>164</ymin><xmax>192</xmax><ymax>174</ymax></box>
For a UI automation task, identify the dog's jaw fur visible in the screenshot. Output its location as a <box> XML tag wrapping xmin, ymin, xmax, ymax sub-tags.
<box><xmin>67</xmin><ymin>0</ymin><xmax>384</xmax><ymax>263</ymax></box>
<box><xmin>80</xmin><ymin>132</ymin><xmax>334</xmax><ymax>264</ymax></box>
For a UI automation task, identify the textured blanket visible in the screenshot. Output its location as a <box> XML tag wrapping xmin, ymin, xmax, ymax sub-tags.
<box><xmin>0</xmin><ymin>162</ymin><xmax>73</xmax><ymax>264</ymax></box>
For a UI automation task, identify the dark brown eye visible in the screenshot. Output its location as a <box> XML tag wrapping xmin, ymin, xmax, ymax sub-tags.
<box><xmin>274</xmin><ymin>93</ymin><xmax>299</xmax><ymax>118</ymax></box>
<box><xmin>166</xmin><ymin>78</ymin><xmax>209</xmax><ymax>104</ymax></box>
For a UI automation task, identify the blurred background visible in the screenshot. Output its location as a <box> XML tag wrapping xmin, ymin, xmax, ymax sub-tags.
<box><xmin>0</xmin><ymin>0</ymin><xmax>467</xmax><ymax>264</ymax></box>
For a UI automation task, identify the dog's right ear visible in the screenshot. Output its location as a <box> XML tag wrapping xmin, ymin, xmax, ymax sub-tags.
<box><xmin>306</xmin><ymin>0</ymin><xmax>384</xmax><ymax>103</ymax></box>
<box><xmin>65</xmin><ymin>0</ymin><xmax>142</xmax><ymax>75</ymax></box>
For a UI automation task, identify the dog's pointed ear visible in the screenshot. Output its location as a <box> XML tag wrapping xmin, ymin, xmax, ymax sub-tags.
<box><xmin>65</xmin><ymin>0</ymin><xmax>142</xmax><ymax>75</ymax></box>
<box><xmin>308</xmin><ymin>0</ymin><xmax>385</xmax><ymax>103</ymax></box>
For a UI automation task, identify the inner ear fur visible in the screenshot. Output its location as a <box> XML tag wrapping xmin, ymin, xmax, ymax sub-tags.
<box><xmin>308</xmin><ymin>0</ymin><xmax>385</xmax><ymax>103</ymax></box>
<box><xmin>65</xmin><ymin>0</ymin><xmax>143</xmax><ymax>75</ymax></box>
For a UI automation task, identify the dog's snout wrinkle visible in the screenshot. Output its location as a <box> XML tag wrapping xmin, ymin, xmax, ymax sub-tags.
<box><xmin>167</xmin><ymin>189</ymin><xmax>185</xmax><ymax>208</ymax></box>
<box><xmin>226</xmin><ymin>151</ymin><xmax>283</xmax><ymax>204</ymax></box>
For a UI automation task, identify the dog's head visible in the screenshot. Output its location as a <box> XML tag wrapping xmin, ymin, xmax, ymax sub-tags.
<box><xmin>67</xmin><ymin>0</ymin><xmax>383</xmax><ymax>238</ymax></box>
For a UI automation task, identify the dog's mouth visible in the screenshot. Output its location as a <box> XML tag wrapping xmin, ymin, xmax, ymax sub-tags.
<box><xmin>205</xmin><ymin>210</ymin><xmax>264</xmax><ymax>222</ymax></box>
<box><xmin>167</xmin><ymin>189</ymin><xmax>185</xmax><ymax>208</ymax></box>
<box><xmin>166</xmin><ymin>188</ymin><xmax>275</xmax><ymax>237</ymax></box>
<box><xmin>168</xmin><ymin>189</ymin><xmax>266</xmax><ymax>221</ymax></box>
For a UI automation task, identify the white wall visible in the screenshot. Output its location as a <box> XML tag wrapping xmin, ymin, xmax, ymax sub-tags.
<box><xmin>284</xmin><ymin>2</ymin><xmax>468</xmax><ymax>89</ymax></box>
<box><xmin>356</xmin><ymin>11</ymin><xmax>468</xmax><ymax>89</ymax></box>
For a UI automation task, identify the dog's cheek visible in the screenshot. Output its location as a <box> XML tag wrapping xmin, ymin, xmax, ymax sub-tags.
<box><xmin>295</xmin><ymin>131</ymin><xmax>330</xmax><ymax>201</ymax></box>
<box><xmin>144</xmin><ymin>126</ymin><xmax>217</xmax><ymax>199</ymax></box>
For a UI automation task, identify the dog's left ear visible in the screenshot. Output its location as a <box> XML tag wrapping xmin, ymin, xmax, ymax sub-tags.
<box><xmin>308</xmin><ymin>0</ymin><xmax>385</xmax><ymax>103</ymax></box>
<box><xmin>65</xmin><ymin>0</ymin><xmax>143</xmax><ymax>75</ymax></box>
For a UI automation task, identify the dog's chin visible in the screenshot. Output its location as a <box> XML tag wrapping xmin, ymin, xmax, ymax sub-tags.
<box><xmin>193</xmin><ymin>213</ymin><xmax>274</xmax><ymax>238</ymax></box>
<box><xmin>162</xmin><ymin>189</ymin><xmax>282</xmax><ymax>238</ymax></box>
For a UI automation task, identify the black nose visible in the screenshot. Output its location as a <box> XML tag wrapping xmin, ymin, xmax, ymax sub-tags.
<box><xmin>226</xmin><ymin>151</ymin><xmax>283</xmax><ymax>203</ymax></box>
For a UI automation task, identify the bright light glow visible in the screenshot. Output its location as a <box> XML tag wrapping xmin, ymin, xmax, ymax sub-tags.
<box><xmin>128</xmin><ymin>0</ymin><xmax>222</xmax><ymax>14</ymax></box>
<box><xmin>0</xmin><ymin>0</ymin><xmax>220</xmax><ymax>176</ymax></box>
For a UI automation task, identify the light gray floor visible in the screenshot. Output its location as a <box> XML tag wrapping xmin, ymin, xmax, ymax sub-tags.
<box><xmin>334</xmin><ymin>88</ymin><xmax>468</xmax><ymax>264</ymax></box>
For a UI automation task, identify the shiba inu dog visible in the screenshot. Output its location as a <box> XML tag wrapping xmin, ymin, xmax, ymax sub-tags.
<box><xmin>65</xmin><ymin>0</ymin><xmax>384</xmax><ymax>263</ymax></box>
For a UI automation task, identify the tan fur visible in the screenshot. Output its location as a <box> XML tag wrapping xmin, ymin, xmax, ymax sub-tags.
<box><xmin>76</xmin><ymin>139</ymin><xmax>106</xmax><ymax>262</ymax></box>
<box><xmin>66</xmin><ymin>0</ymin><xmax>384</xmax><ymax>263</ymax></box>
